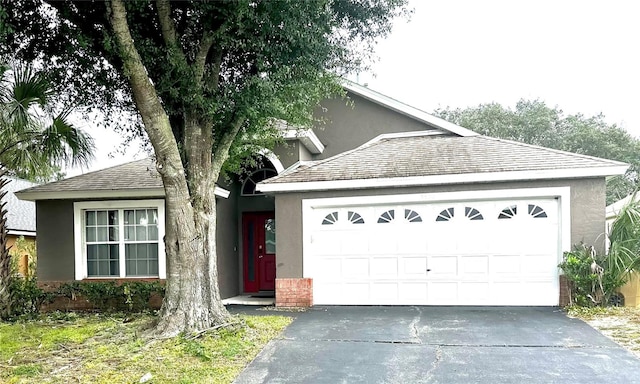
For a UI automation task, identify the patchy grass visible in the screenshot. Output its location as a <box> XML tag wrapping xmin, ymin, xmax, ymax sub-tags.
<box><xmin>0</xmin><ymin>312</ymin><xmax>292</xmax><ymax>383</ymax></box>
<box><xmin>568</xmin><ymin>306</ymin><xmax>640</xmax><ymax>358</ymax></box>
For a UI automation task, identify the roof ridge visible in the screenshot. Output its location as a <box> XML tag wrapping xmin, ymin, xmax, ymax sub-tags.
<box><xmin>479</xmin><ymin>136</ymin><xmax>629</xmax><ymax>166</ymax></box>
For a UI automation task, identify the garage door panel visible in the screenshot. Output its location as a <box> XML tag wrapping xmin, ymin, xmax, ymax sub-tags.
<box><xmin>371</xmin><ymin>282</ymin><xmax>399</xmax><ymax>303</ymax></box>
<box><xmin>306</xmin><ymin>196</ymin><xmax>561</xmax><ymax>306</ymax></box>
<box><xmin>460</xmin><ymin>282</ymin><xmax>490</xmax><ymax>302</ymax></box>
<box><xmin>399</xmin><ymin>283</ymin><xmax>428</xmax><ymax>303</ymax></box>
<box><xmin>341</xmin><ymin>231</ymin><xmax>370</xmax><ymax>254</ymax></box>
<box><xmin>460</xmin><ymin>255</ymin><xmax>489</xmax><ymax>275</ymax></box>
<box><xmin>492</xmin><ymin>255</ymin><xmax>521</xmax><ymax>274</ymax></box>
<box><xmin>342</xmin><ymin>258</ymin><xmax>370</xmax><ymax>278</ymax></box>
<box><xmin>428</xmin><ymin>282</ymin><xmax>459</xmax><ymax>303</ymax></box>
<box><xmin>401</xmin><ymin>257</ymin><xmax>428</xmax><ymax>277</ymax></box>
<box><xmin>370</xmin><ymin>257</ymin><xmax>398</xmax><ymax>277</ymax></box>
<box><xmin>429</xmin><ymin>255</ymin><xmax>458</xmax><ymax>276</ymax></box>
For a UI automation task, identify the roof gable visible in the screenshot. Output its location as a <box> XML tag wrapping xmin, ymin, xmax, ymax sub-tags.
<box><xmin>342</xmin><ymin>80</ymin><xmax>478</xmax><ymax>137</ymax></box>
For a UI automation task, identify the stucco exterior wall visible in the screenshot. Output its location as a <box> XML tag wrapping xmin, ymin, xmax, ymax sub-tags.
<box><xmin>36</xmin><ymin>200</ymin><xmax>75</xmax><ymax>281</ymax></box>
<box><xmin>35</xmin><ymin>192</ymin><xmax>242</xmax><ymax>300</ymax></box>
<box><xmin>216</xmin><ymin>182</ymin><xmax>240</xmax><ymax>299</ymax></box>
<box><xmin>312</xmin><ymin>92</ymin><xmax>441</xmax><ymax>159</ymax></box>
<box><xmin>8</xmin><ymin>234</ymin><xmax>36</xmax><ymax>276</ymax></box>
<box><xmin>274</xmin><ymin>178</ymin><xmax>606</xmax><ymax>278</ymax></box>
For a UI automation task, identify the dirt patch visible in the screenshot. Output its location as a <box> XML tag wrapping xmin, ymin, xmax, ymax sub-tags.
<box><xmin>569</xmin><ymin>307</ymin><xmax>640</xmax><ymax>359</ymax></box>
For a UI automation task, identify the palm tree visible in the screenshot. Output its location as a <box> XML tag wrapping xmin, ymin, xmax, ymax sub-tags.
<box><xmin>0</xmin><ymin>62</ymin><xmax>94</xmax><ymax>318</ymax></box>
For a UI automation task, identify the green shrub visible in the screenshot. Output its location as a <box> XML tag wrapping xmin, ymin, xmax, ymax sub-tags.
<box><xmin>56</xmin><ymin>281</ymin><xmax>165</xmax><ymax>312</ymax></box>
<box><xmin>7</xmin><ymin>276</ymin><xmax>53</xmax><ymax>319</ymax></box>
<box><xmin>559</xmin><ymin>244</ymin><xmax>624</xmax><ymax>306</ymax></box>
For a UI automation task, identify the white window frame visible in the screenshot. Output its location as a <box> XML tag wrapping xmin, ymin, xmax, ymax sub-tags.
<box><xmin>73</xmin><ymin>200</ymin><xmax>166</xmax><ymax>280</ymax></box>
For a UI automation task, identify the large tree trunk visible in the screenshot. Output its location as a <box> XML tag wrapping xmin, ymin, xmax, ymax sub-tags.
<box><xmin>108</xmin><ymin>0</ymin><xmax>231</xmax><ymax>337</ymax></box>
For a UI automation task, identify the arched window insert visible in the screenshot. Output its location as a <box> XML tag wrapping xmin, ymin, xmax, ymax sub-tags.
<box><xmin>498</xmin><ymin>205</ymin><xmax>517</xmax><ymax>219</ymax></box>
<box><xmin>377</xmin><ymin>210</ymin><xmax>395</xmax><ymax>223</ymax></box>
<box><xmin>465</xmin><ymin>207</ymin><xmax>483</xmax><ymax>220</ymax></box>
<box><xmin>322</xmin><ymin>212</ymin><xmax>339</xmax><ymax>225</ymax></box>
<box><xmin>241</xmin><ymin>168</ymin><xmax>278</xmax><ymax>196</ymax></box>
<box><xmin>528</xmin><ymin>204</ymin><xmax>548</xmax><ymax>218</ymax></box>
<box><xmin>436</xmin><ymin>207</ymin><xmax>454</xmax><ymax>222</ymax></box>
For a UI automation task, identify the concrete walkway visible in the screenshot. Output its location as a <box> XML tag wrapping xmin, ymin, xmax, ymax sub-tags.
<box><xmin>235</xmin><ymin>306</ymin><xmax>640</xmax><ymax>383</ymax></box>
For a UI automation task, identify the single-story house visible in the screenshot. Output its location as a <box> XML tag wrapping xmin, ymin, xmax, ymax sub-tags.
<box><xmin>16</xmin><ymin>81</ymin><xmax>628</xmax><ymax>307</ymax></box>
<box><xmin>606</xmin><ymin>194</ymin><xmax>640</xmax><ymax>307</ymax></box>
<box><xmin>3</xmin><ymin>177</ymin><xmax>38</xmax><ymax>276</ymax></box>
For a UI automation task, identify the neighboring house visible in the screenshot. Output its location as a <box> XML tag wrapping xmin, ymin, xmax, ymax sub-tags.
<box><xmin>606</xmin><ymin>194</ymin><xmax>640</xmax><ymax>307</ymax></box>
<box><xmin>16</xmin><ymin>81</ymin><xmax>628</xmax><ymax>307</ymax></box>
<box><xmin>3</xmin><ymin>177</ymin><xmax>38</xmax><ymax>276</ymax></box>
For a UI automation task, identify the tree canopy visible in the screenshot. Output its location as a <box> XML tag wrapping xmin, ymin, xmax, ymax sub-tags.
<box><xmin>0</xmin><ymin>0</ymin><xmax>410</xmax><ymax>336</ymax></box>
<box><xmin>434</xmin><ymin>100</ymin><xmax>640</xmax><ymax>204</ymax></box>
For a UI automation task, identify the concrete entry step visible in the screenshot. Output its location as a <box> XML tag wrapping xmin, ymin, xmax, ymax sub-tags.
<box><xmin>222</xmin><ymin>294</ymin><xmax>275</xmax><ymax>306</ymax></box>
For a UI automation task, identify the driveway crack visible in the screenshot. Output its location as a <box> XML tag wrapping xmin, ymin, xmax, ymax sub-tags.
<box><xmin>425</xmin><ymin>345</ymin><xmax>443</xmax><ymax>382</ymax></box>
<box><xmin>409</xmin><ymin>306</ymin><xmax>422</xmax><ymax>343</ymax></box>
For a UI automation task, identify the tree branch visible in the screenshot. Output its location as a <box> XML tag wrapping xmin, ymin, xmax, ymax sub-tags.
<box><xmin>193</xmin><ymin>32</ymin><xmax>215</xmax><ymax>84</ymax></box>
<box><xmin>155</xmin><ymin>0</ymin><xmax>180</xmax><ymax>51</ymax></box>
<box><xmin>107</xmin><ymin>0</ymin><xmax>181</xmax><ymax>172</ymax></box>
<box><xmin>211</xmin><ymin>113</ymin><xmax>246</xmax><ymax>176</ymax></box>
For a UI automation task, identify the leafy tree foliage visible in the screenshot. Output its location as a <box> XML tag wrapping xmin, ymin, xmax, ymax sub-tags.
<box><xmin>0</xmin><ymin>62</ymin><xmax>94</xmax><ymax>319</ymax></box>
<box><xmin>434</xmin><ymin>100</ymin><xmax>640</xmax><ymax>204</ymax></box>
<box><xmin>0</xmin><ymin>0</ymin><xmax>409</xmax><ymax>336</ymax></box>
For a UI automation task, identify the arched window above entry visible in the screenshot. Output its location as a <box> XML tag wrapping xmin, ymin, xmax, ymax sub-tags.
<box><xmin>436</xmin><ymin>208</ymin><xmax>454</xmax><ymax>222</ymax></box>
<box><xmin>528</xmin><ymin>204</ymin><xmax>548</xmax><ymax>218</ymax></box>
<box><xmin>498</xmin><ymin>205</ymin><xmax>517</xmax><ymax>219</ymax></box>
<box><xmin>241</xmin><ymin>168</ymin><xmax>278</xmax><ymax>196</ymax></box>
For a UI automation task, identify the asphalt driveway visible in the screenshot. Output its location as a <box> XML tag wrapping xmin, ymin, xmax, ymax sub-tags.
<box><xmin>234</xmin><ymin>306</ymin><xmax>640</xmax><ymax>383</ymax></box>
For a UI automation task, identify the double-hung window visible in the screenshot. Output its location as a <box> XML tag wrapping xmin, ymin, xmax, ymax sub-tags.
<box><xmin>74</xmin><ymin>200</ymin><xmax>166</xmax><ymax>279</ymax></box>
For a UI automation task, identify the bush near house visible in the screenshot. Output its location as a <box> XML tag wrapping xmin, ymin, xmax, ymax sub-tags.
<box><xmin>560</xmin><ymin>198</ymin><xmax>640</xmax><ymax>306</ymax></box>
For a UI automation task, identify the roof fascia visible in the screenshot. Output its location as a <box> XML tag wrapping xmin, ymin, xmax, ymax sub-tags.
<box><xmin>257</xmin><ymin>165</ymin><xmax>629</xmax><ymax>193</ymax></box>
<box><xmin>282</xmin><ymin>128</ymin><xmax>325</xmax><ymax>154</ymax></box>
<box><xmin>16</xmin><ymin>185</ymin><xmax>231</xmax><ymax>201</ymax></box>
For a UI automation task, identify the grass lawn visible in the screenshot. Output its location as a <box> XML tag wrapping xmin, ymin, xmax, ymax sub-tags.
<box><xmin>568</xmin><ymin>306</ymin><xmax>640</xmax><ymax>358</ymax></box>
<box><xmin>0</xmin><ymin>312</ymin><xmax>292</xmax><ymax>383</ymax></box>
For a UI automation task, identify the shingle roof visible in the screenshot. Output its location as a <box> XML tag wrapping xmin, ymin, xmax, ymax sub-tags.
<box><xmin>3</xmin><ymin>177</ymin><xmax>38</xmax><ymax>233</ymax></box>
<box><xmin>17</xmin><ymin>158</ymin><xmax>161</xmax><ymax>195</ymax></box>
<box><xmin>260</xmin><ymin>134</ymin><xmax>628</xmax><ymax>186</ymax></box>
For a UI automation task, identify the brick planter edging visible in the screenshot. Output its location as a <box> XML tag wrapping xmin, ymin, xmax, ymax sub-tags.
<box><xmin>275</xmin><ymin>278</ymin><xmax>313</xmax><ymax>307</ymax></box>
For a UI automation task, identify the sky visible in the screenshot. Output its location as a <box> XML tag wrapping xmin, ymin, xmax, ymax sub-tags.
<box><xmin>70</xmin><ymin>0</ymin><xmax>640</xmax><ymax>175</ymax></box>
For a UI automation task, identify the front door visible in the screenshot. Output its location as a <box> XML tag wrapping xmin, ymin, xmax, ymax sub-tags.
<box><xmin>242</xmin><ymin>212</ymin><xmax>276</xmax><ymax>292</ymax></box>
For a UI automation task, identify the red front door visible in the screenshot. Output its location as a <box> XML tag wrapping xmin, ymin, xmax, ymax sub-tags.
<box><xmin>242</xmin><ymin>212</ymin><xmax>276</xmax><ymax>292</ymax></box>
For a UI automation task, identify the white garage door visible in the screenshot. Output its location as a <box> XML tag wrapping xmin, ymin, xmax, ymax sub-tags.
<box><xmin>305</xmin><ymin>198</ymin><xmax>560</xmax><ymax>306</ymax></box>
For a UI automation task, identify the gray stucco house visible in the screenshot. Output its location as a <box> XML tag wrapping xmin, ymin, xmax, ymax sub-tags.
<box><xmin>16</xmin><ymin>82</ymin><xmax>627</xmax><ymax>307</ymax></box>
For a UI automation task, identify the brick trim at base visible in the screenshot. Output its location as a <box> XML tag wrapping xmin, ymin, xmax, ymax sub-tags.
<box><xmin>559</xmin><ymin>275</ymin><xmax>570</xmax><ymax>307</ymax></box>
<box><xmin>276</xmin><ymin>278</ymin><xmax>313</xmax><ymax>308</ymax></box>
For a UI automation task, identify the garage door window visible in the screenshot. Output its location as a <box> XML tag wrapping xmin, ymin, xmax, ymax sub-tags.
<box><xmin>404</xmin><ymin>209</ymin><xmax>422</xmax><ymax>222</ymax></box>
<box><xmin>436</xmin><ymin>207</ymin><xmax>455</xmax><ymax>221</ymax></box>
<box><xmin>498</xmin><ymin>205</ymin><xmax>517</xmax><ymax>219</ymax></box>
<box><xmin>322</xmin><ymin>212</ymin><xmax>339</xmax><ymax>225</ymax></box>
<box><xmin>377</xmin><ymin>210</ymin><xmax>395</xmax><ymax>223</ymax></box>
<box><xmin>464</xmin><ymin>207</ymin><xmax>484</xmax><ymax>220</ymax></box>
<box><xmin>347</xmin><ymin>211</ymin><xmax>365</xmax><ymax>224</ymax></box>
<box><xmin>528</xmin><ymin>204</ymin><xmax>548</xmax><ymax>218</ymax></box>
